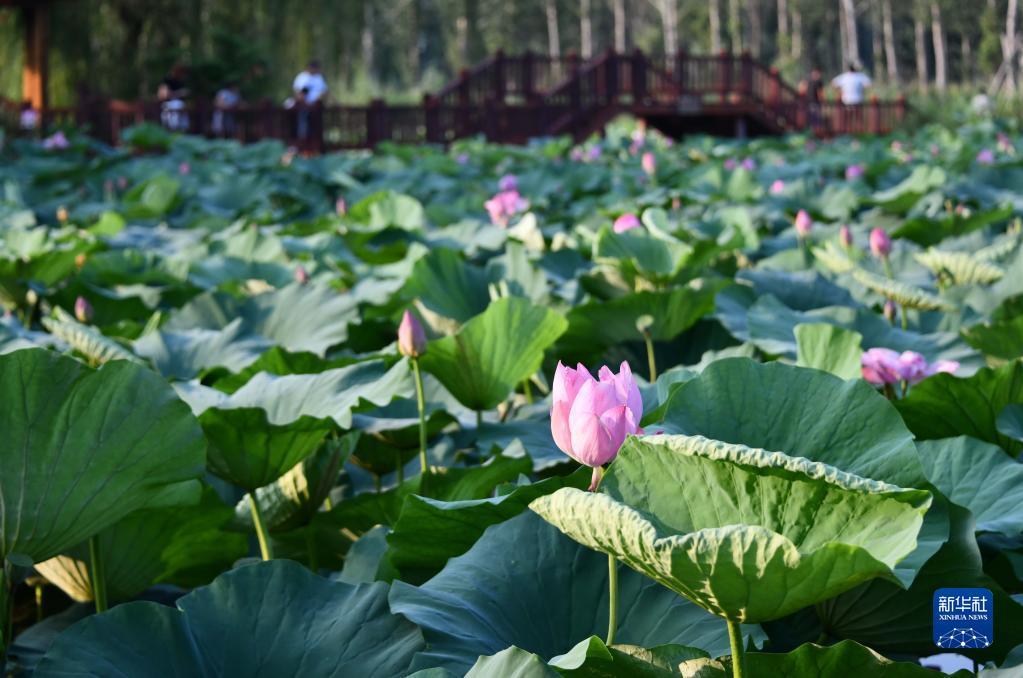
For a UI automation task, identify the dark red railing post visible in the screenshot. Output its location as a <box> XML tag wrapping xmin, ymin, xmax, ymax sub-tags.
<box><xmin>740</xmin><ymin>50</ymin><xmax>753</xmax><ymax>99</ymax></box>
<box><xmin>522</xmin><ymin>50</ymin><xmax>536</xmax><ymax>102</ymax></box>
<box><xmin>423</xmin><ymin>94</ymin><xmax>440</xmax><ymax>143</ymax></box>
<box><xmin>869</xmin><ymin>95</ymin><xmax>881</xmax><ymax>133</ymax></box>
<box><xmin>768</xmin><ymin>67</ymin><xmax>780</xmax><ymax>106</ymax></box>
<box><xmin>457</xmin><ymin>69</ymin><xmax>470</xmax><ymax>135</ymax></box>
<box><xmin>895</xmin><ymin>95</ymin><xmax>906</xmax><ymax>126</ymax></box>
<box><xmin>367</xmin><ymin>98</ymin><xmax>386</xmax><ymax>147</ymax></box>
<box><xmin>676</xmin><ymin>48</ymin><xmax>687</xmax><ymax>95</ymax></box>
<box><xmin>632</xmin><ymin>49</ymin><xmax>647</xmax><ymax>103</ymax></box>
<box><xmin>718</xmin><ymin>50</ymin><xmax>731</xmax><ymax>101</ymax></box>
<box><xmin>494</xmin><ymin>49</ymin><xmax>506</xmax><ymax>102</ymax></box>
<box><xmin>606</xmin><ymin>49</ymin><xmax>619</xmax><ymax>102</ymax></box>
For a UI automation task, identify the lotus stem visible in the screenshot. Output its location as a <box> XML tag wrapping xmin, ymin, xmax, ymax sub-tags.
<box><xmin>412</xmin><ymin>357</ymin><xmax>429</xmax><ymax>476</ymax></box>
<box><xmin>900</xmin><ymin>305</ymin><xmax>908</xmax><ymax>331</ymax></box>
<box><xmin>643</xmin><ymin>332</ymin><xmax>657</xmax><ymax>382</ymax></box>
<box><xmin>727</xmin><ymin>619</ymin><xmax>747</xmax><ymax>678</ymax></box>
<box><xmin>396</xmin><ymin>450</ymin><xmax>405</xmax><ymax>486</ymax></box>
<box><xmin>606</xmin><ymin>554</ymin><xmax>618</xmax><ymax>647</ymax></box>
<box><xmin>476</xmin><ymin>409</ymin><xmax>483</xmax><ymax>430</ymax></box>
<box><xmin>0</xmin><ymin>563</ymin><xmax>10</xmax><ymax>668</ymax></box>
<box><xmin>248</xmin><ymin>491</ymin><xmax>274</xmax><ymax>561</ymax></box>
<box><xmin>34</xmin><ymin>582</ymin><xmax>43</xmax><ymax>622</ymax></box>
<box><xmin>522</xmin><ymin>378</ymin><xmax>533</xmax><ymax>405</ymax></box>
<box><xmin>88</xmin><ymin>535</ymin><xmax>108</xmax><ymax>613</ymax></box>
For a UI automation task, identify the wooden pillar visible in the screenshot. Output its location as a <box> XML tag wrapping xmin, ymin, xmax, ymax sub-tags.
<box><xmin>23</xmin><ymin>1</ymin><xmax>50</xmax><ymax>110</ymax></box>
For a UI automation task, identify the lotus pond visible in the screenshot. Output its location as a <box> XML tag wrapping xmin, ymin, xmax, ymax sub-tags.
<box><xmin>1</xmin><ymin>122</ymin><xmax>1023</xmax><ymax>677</ymax></box>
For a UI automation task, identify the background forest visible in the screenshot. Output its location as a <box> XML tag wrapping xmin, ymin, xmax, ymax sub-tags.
<box><xmin>1</xmin><ymin>0</ymin><xmax>1022</xmax><ymax>112</ymax></box>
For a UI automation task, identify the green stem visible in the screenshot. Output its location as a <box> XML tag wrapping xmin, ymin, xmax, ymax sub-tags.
<box><xmin>412</xmin><ymin>358</ymin><xmax>429</xmax><ymax>476</ymax></box>
<box><xmin>882</xmin><ymin>256</ymin><xmax>893</xmax><ymax>280</ymax></box>
<box><xmin>727</xmin><ymin>619</ymin><xmax>746</xmax><ymax>678</ymax></box>
<box><xmin>396</xmin><ymin>450</ymin><xmax>405</xmax><ymax>486</ymax></box>
<box><xmin>248</xmin><ymin>492</ymin><xmax>274</xmax><ymax>561</ymax></box>
<box><xmin>476</xmin><ymin>409</ymin><xmax>483</xmax><ymax>429</ymax></box>
<box><xmin>900</xmin><ymin>304</ymin><xmax>908</xmax><ymax>331</ymax></box>
<box><xmin>522</xmin><ymin>378</ymin><xmax>533</xmax><ymax>405</ymax></box>
<box><xmin>606</xmin><ymin>554</ymin><xmax>618</xmax><ymax>646</ymax></box>
<box><xmin>88</xmin><ymin>535</ymin><xmax>108</xmax><ymax>613</ymax></box>
<box><xmin>643</xmin><ymin>332</ymin><xmax>657</xmax><ymax>382</ymax></box>
<box><xmin>373</xmin><ymin>474</ymin><xmax>382</xmax><ymax>493</ymax></box>
<box><xmin>1</xmin><ymin>563</ymin><xmax>10</xmax><ymax>668</ymax></box>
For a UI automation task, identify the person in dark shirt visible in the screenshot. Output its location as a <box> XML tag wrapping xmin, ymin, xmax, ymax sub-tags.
<box><xmin>158</xmin><ymin>63</ymin><xmax>190</xmax><ymax>131</ymax></box>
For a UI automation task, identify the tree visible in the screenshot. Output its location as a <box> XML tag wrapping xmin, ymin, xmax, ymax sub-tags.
<box><xmin>545</xmin><ymin>0</ymin><xmax>562</xmax><ymax>58</ymax></box>
<box><xmin>710</xmin><ymin>0</ymin><xmax>723</xmax><ymax>53</ymax></box>
<box><xmin>777</xmin><ymin>0</ymin><xmax>789</xmax><ymax>58</ymax></box>
<box><xmin>839</xmin><ymin>0</ymin><xmax>860</xmax><ymax>67</ymax></box>
<box><xmin>915</xmin><ymin>5</ymin><xmax>929</xmax><ymax>92</ymax></box>
<box><xmin>930</xmin><ymin>1</ymin><xmax>947</xmax><ymax>92</ymax></box>
<box><xmin>612</xmin><ymin>0</ymin><xmax>628</xmax><ymax>52</ymax></box>
<box><xmin>580</xmin><ymin>0</ymin><xmax>593</xmax><ymax>58</ymax></box>
<box><xmin>650</xmin><ymin>0</ymin><xmax>680</xmax><ymax>57</ymax></box>
<box><xmin>882</xmin><ymin>0</ymin><xmax>900</xmax><ymax>83</ymax></box>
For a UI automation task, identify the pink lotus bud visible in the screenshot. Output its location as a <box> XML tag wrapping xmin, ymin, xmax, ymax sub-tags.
<box><xmin>997</xmin><ymin>132</ymin><xmax>1013</xmax><ymax>153</ymax></box>
<box><xmin>845</xmin><ymin>164</ymin><xmax>865</xmax><ymax>180</ymax></box>
<box><xmin>335</xmin><ymin>197</ymin><xmax>347</xmax><ymax>216</ymax></box>
<box><xmin>587</xmin><ymin>146</ymin><xmax>602</xmax><ymax>161</ymax></box>
<box><xmin>551</xmin><ymin>361</ymin><xmax>643</xmax><ymax>479</ymax></box>
<box><xmin>398</xmin><ymin>310</ymin><xmax>428</xmax><ymax>358</ymax></box>
<box><xmin>456</xmin><ymin>153</ymin><xmax>470</xmax><ymax>165</ymax></box>
<box><xmin>869</xmin><ymin>228</ymin><xmax>891</xmax><ymax>259</ymax></box>
<box><xmin>741</xmin><ymin>158</ymin><xmax>756</xmax><ymax>171</ymax></box>
<box><xmin>861</xmin><ymin>348</ymin><xmax>902</xmax><ymax>385</ymax></box>
<box><xmin>769</xmin><ymin>179</ymin><xmax>785</xmax><ymax>195</ymax></box>
<box><xmin>794</xmin><ymin>210</ymin><xmax>812</xmax><ymax>237</ymax></box>
<box><xmin>484</xmin><ymin>190</ymin><xmax>529</xmax><ymax>227</ymax></box>
<box><xmin>74</xmin><ymin>296</ymin><xmax>93</xmax><ymax>323</ymax></box>
<box><xmin>976</xmin><ymin>149</ymin><xmax>995</xmax><ymax>165</ymax></box>
<box><xmin>641</xmin><ymin>152</ymin><xmax>656</xmax><ymax>176</ymax></box>
<box><xmin>570</xmin><ymin>148</ymin><xmax>583</xmax><ymax>162</ymax></box>
<box><xmin>294</xmin><ymin>265</ymin><xmax>310</xmax><ymax>285</ymax></box>
<box><xmin>498</xmin><ymin>174</ymin><xmax>519</xmax><ymax>192</ymax></box>
<box><xmin>890</xmin><ymin>140</ymin><xmax>904</xmax><ymax>152</ymax></box>
<box><xmin>883</xmin><ymin>300</ymin><xmax>897</xmax><ymax>323</ymax></box>
<box><xmin>723</xmin><ymin>158</ymin><xmax>738</xmax><ymax>171</ymax></box>
<box><xmin>178</xmin><ymin>162</ymin><xmax>190</xmax><ymax>175</ymax></box>
<box><xmin>613</xmin><ymin>213</ymin><xmax>642</xmax><ymax>233</ymax></box>
<box><xmin>839</xmin><ymin>225</ymin><xmax>853</xmax><ymax>248</ymax></box>
<box><xmin>117</xmin><ymin>176</ymin><xmax>128</xmax><ymax>190</ymax></box>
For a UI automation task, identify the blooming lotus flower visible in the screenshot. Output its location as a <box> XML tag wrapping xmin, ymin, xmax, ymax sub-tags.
<box><xmin>178</xmin><ymin>162</ymin><xmax>190</xmax><ymax>175</ymax></box>
<box><xmin>551</xmin><ymin>361</ymin><xmax>643</xmax><ymax>488</ymax></box>
<box><xmin>335</xmin><ymin>197</ymin><xmax>347</xmax><ymax>216</ymax></box>
<box><xmin>484</xmin><ymin>190</ymin><xmax>529</xmax><ymax>227</ymax></box>
<box><xmin>845</xmin><ymin>164</ymin><xmax>865</xmax><ymax>180</ymax></box>
<box><xmin>641</xmin><ymin>152</ymin><xmax>656</xmax><ymax>177</ymax></box>
<box><xmin>498</xmin><ymin>174</ymin><xmax>519</xmax><ymax>192</ymax></box>
<box><xmin>769</xmin><ymin>179</ymin><xmax>785</xmax><ymax>195</ymax></box>
<box><xmin>294</xmin><ymin>265</ymin><xmax>310</xmax><ymax>285</ymax></box>
<box><xmin>570</xmin><ymin>148</ymin><xmax>584</xmax><ymax>162</ymax></box>
<box><xmin>794</xmin><ymin>210</ymin><xmax>812</xmax><ymax>237</ymax></box>
<box><xmin>869</xmin><ymin>228</ymin><xmax>891</xmax><ymax>259</ymax></box>
<box><xmin>897</xmin><ymin>351</ymin><xmax>959</xmax><ymax>384</ymax></box>
<box><xmin>74</xmin><ymin>296</ymin><xmax>93</xmax><ymax>323</ymax></box>
<box><xmin>840</xmin><ymin>225</ymin><xmax>853</xmax><ymax>248</ymax></box>
<box><xmin>586</xmin><ymin>146</ymin><xmax>602</xmax><ymax>161</ymax></box>
<box><xmin>891</xmin><ymin>140</ymin><xmax>904</xmax><ymax>152</ymax></box>
<box><xmin>862</xmin><ymin>348</ymin><xmax>959</xmax><ymax>387</ymax></box>
<box><xmin>997</xmin><ymin>132</ymin><xmax>1014</xmax><ymax>154</ymax></box>
<box><xmin>398</xmin><ymin>310</ymin><xmax>428</xmax><ymax>358</ymax></box>
<box><xmin>613</xmin><ymin>213</ymin><xmax>642</xmax><ymax>233</ymax></box>
<box><xmin>741</xmin><ymin>158</ymin><xmax>756</xmax><ymax>171</ymax></box>
<box><xmin>723</xmin><ymin>158</ymin><xmax>738</xmax><ymax>171</ymax></box>
<box><xmin>976</xmin><ymin>149</ymin><xmax>995</xmax><ymax>165</ymax></box>
<box><xmin>42</xmin><ymin>131</ymin><xmax>69</xmax><ymax>150</ymax></box>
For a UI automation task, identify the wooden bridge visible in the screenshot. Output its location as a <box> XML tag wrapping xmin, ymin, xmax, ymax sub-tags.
<box><xmin>4</xmin><ymin>50</ymin><xmax>907</xmax><ymax>151</ymax></box>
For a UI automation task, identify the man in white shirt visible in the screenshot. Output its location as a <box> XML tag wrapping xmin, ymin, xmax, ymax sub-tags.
<box><xmin>831</xmin><ymin>64</ymin><xmax>872</xmax><ymax>105</ymax></box>
<box><xmin>293</xmin><ymin>60</ymin><xmax>328</xmax><ymax>104</ymax></box>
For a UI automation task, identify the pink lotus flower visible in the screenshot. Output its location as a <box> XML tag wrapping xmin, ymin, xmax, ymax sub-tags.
<box><xmin>930</xmin><ymin>144</ymin><xmax>940</xmax><ymax>157</ymax></box>
<box><xmin>74</xmin><ymin>296</ymin><xmax>93</xmax><ymax>323</ymax></box>
<box><xmin>769</xmin><ymin>179</ymin><xmax>786</xmax><ymax>195</ymax></box>
<box><xmin>976</xmin><ymin>149</ymin><xmax>995</xmax><ymax>165</ymax></box>
<box><xmin>456</xmin><ymin>153</ymin><xmax>470</xmax><ymax>165</ymax></box>
<box><xmin>840</xmin><ymin>225</ymin><xmax>853</xmax><ymax>248</ymax></box>
<box><xmin>498</xmin><ymin>174</ymin><xmax>519</xmax><ymax>192</ymax></box>
<box><xmin>613</xmin><ymin>213</ymin><xmax>642</xmax><ymax>233</ymax></box>
<box><xmin>586</xmin><ymin>146</ymin><xmax>602</xmax><ymax>161</ymax></box>
<box><xmin>741</xmin><ymin>158</ymin><xmax>756</xmax><ymax>171</ymax></box>
<box><xmin>335</xmin><ymin>197</ymin><xmax>347</xmax><ymax>216</ymax></box>
<box><xmin>42</xmin><ymin>131</ymin><xmax>69</xmax><ymax>150</ymax></box>
<box><xmin>551</xmin><ymin>361</ymin><xmax>643</xmax><ymax>489</ymax></box>
<box><xmin>723</xmin><ymin>158</ymin><xmax>738</xmax><ymax>171</ymax></box>
<box><xmin>294</xmin><ymin>265</ymin><xmax>310</xmax><ymax>285</ymax></box>
<box><xmin>570</xmin><ymin>148</ymin><xmax>584</xmax><ymax>162</ymax></box>
<box><xmin>117</xmin><ymin>176</ymin><xmax>128</xmax><ymax>190</ymax></box>
<box><xmin>845</xmin><ymin>164</ymin><xmax>865</xmax><ymax>180</ymax></box>
<box><xmin>398</xmin><ymin>310</ymin><xmax>428</xmax><ymax>358</ymax></box>
<box><xmin>883</xmin><ymin>300</ymin><xmax>897</xmax><ymax>323</ymax></box>
<box><xmin>794</xmin><ymin>210</ymin><xmax>812</xmax><ymax>237</ymax></box>
<box><xmin>890</xmin><ymin>141</ymin><xmax>904</xmax><ymax>152</ymax></box>
<box><xmin>997</xmin><ymin>132</ymin><xmax>1014</xmax><ymax>154</ymax></box>
<box><xmin>869</xmin><ymin>228</ymin><xmax>891</xmax><ymax>258</ymax></box>
<box><xmin>484</xmin><ymin>190</ymin><xmax>529</xmax><ymax>227</ymax></box>
<box><xmin>641</xmin><ymin>152</ymin><xmax>656</xmax><ymax>176</ymax></box>
<box><xmin>178</xmin><ymin>162</ymin><xmax>190</xmax><ymax>175</ymax></box>
<box><xmin>861</xmin><ymin>348</ymin><xmax>959</xmax><ymax>386</ymax></box>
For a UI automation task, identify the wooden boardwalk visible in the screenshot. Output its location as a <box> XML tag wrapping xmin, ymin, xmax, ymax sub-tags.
<box><xmin>4</xmin><ymin>50</ymin><xmax>906</xmax><ymax>151</ymax></box>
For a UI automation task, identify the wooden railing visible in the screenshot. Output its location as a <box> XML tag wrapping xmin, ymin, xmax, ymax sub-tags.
<box><xmin>1</xmin><ymin>50</ymin><xmax>907</xmax><ymax>151</ymax></box>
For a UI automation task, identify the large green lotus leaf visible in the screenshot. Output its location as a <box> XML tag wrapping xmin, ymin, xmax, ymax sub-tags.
<box><xmin>663</xmin><ymin>358</ymin><xmax>926</xmax><ymax>487</ymax></box>
<box><xmin>204</xmin><ymin>346</ymin><xmax>369</xmax><ymax>394</ymax></box>
<box><xmin>163</xmin><ymin>283</ymin><xmax>359</xmax><ymax>357</ymax></box>
<box><xmin>870</xmin><ymin>166</ymin><xmax>946</xmax><ymax>213</ymax></box>
<box><xmin>532</xmin><ymin>435</ymin><xmax>931</xmax><ymax>623</ymax></box>
<box><xmin>556</xmin><ymin>282</ymin><xmax>723</xmax><ymax>365</ymax></box>
<box><xmin>403</xmin><ymin>248</ymin><xmax>490</xmax><ymax>323</ymax></box>
<box><xmin>593</xmin><ymin>226</ymin><xmax>694</xmax><ymax>281</ymax></box>
<box><xmin>134</xmin><ymin>319</ymin><xmax>271</xmax><ymax>380</ymax></box>
<box><xmin>41</xmin><ymin>307</ymin><xmax>142</xmax><ymax>366</ymax></box>
<box><xmin>813</xmin><ymin>503</ymin><xmax>1023</xmax><ymax>665</ymax></box>
<box><xmin>679</xmin><ymin>640</ymin><xmax>971</xmax><ymax>677</ymax></box>
<box><xmin>385</xmin><ymin>469</ymin><xmax>589</xmax><ymax>583</ymax></box>
<box><xmin>35</xmin><ymin>486</ymin><xmax>245</xmax><ymax>602</ymax></box>
<box><xmin>737</xmin><ymin>269</ymin><xmax>857</xmax><ymax>311</ymax></box>
<box><xmin>349</xmin><ymin>400</ymin><xmax>456</xmax><ymax>475</ymax></box>
<box><xmin>467</xmin><ymin>636</ymin><xmax>707</xmax><ymax>678</ymax></box>
<box><xmin>794</xmin><ymin>322</ymin><xmax>864</xmax><ymax>379</ymax></box>
<box><xmin>121</xmin><ymin>174</ymin><xmax>180</xmax><ymax>218</ymax></box>
<box><xmin>893</xmin><ymin>203</ymin><xmax>1014</xmax><ymax>247</ymax></box>
<box><xmin>390</xmin><ymin>512</ymin><xmax>759</xmax><ymax>675</ymax></box>
<box><xmin>475</xmin><ymin>418</ymin><xmax>574</xmax><ymax>471</ymax></box>
<box><xmin>917</xmin><ymin>437</ymin><xmax>1023</xmax><ymax>536</ymax></box>
<box><xmin>895</xmin><ymin>361</ymin><xmax>1023</xmax><ymax>457</ymax></box>
<box><xmin>419</xmin><ymin>297</ymin><xmax>567</xmax><ymax>411</ymax></box>
<box><xmin>962</xmin><ymin>315</ymin><xmax>1023</xmax><ymax>361</ymax></box>
<box><xmin>35</xmin><ymin>561</ymin><xmax>424</xmax><ymax>677</ymax></box>
<box><xmin>0</xmin><ymin>348</ymin><xmax>205</xmax><ymax>563</ymax></box>
<box><xmin>998</xmin><ymin>403</ymin><xmax>1023</xmax><ymax>443</ymax></box>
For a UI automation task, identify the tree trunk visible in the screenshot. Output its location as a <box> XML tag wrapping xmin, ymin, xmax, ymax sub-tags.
<box><xmin>882</xmin><ymin>0</ymin><xmax>899</xmax><ymax>83</ymax></box>
<box><xmin>840</xmin><ymin>0</ymin><xmax>860</xmax><ymax>67</ymax></box>
<box><xmin>871</xmin><ymin>0</ymin><xmax>884</xmax><ymax>81</ymax></box>
<box><xmin>914</xmin><ymin>14</ymin><xmax>929</xmax><ymax>91</ymax></box>
<box><xmin>1004</xmin><ymin>0</ymin><xmax>1019</xmax><ymax>94</ymax></box>
<box><xmin>776</xmin><ymin>0</ymin><xmax>789</xmax><ymax>58</ymax></box>
<box><xmin>613</xmin><ymin>0</ymin><xmax>628</xmax><ymax>52</ymax></box>
<box><xmin>653</xmin><ymin>0</ymin><xmax>679</xmax><ymax>57</ymax></box>
<box><xmin>581</xmin><ymin>0</ymin><xmax>593</xmax><ymax>58</ymax></box>
<box><xmin>710</xmin><ymin>0</ymin><xmax>723</xmax><ymax>53</ymax></box>
<box><xmin>729</xmin><ymin>0</ymin><xmax>742</xmax><ymax>52</ymax></box>
<box><xmin>961</xmin><ymin>32</ymin><xmax>972</xmax><ymax>85</ymax></box>
<box><xmin>792</xmin><ymin>7</ymin><xmax>802</xmax><ymax>60</ymax></box>
<box><xmin>362</xmin><ymin>1</ymin><xmax>375</xmax><ymax>87</ymax></box>
<box><xmin>746</xmin><ymin>0</ymin><xmax>761</xmax><ymax>57</ymax></box>
<box><xmin>930</xmin><ymin>1</ymin><xmax>946</xmax><ymax>91</ymax></box>
<box><xmin>545</xmin><ymin>0</ymin><xmax>562</xmax><ymax>58</ymax></box>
